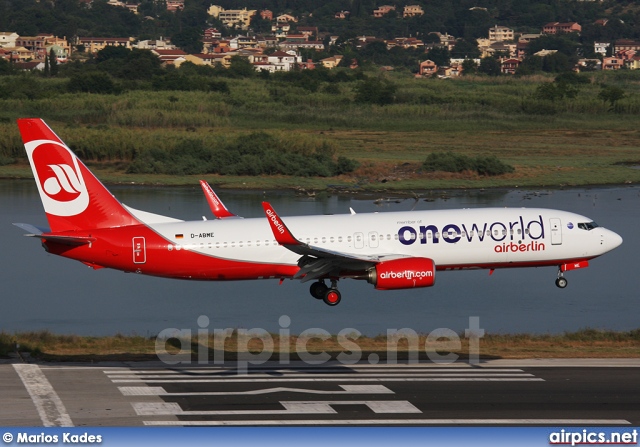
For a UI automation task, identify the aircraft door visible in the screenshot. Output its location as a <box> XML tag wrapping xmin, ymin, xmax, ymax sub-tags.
<box><xmin>369</xmin><ymin>232</ymin><xmax>379</xmax><ymax>248</ymax></box>
<box><xmin>549</xmin><ymin>218</ymin><xmax>562</xmax><ymax>245</ymax></box>
<box><xmin>354</xmin><ymin>232</ymin><xmax>364</xmax><ymax>249</ymax></box>
<box><xmin>133</xmin><ymin>237</ymin><xmax>146</xmax><ymax>264</ymax></box>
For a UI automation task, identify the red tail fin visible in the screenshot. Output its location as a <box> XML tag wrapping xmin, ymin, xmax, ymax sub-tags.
<box><xmin>17</xmin><ymin>118</ymin><xmax>139</xmax><ymax>232</ymax></box>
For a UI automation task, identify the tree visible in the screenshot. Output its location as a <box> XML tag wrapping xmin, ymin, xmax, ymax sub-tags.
<box><xmin>598</xmin><ymin>86</ymin><xmax>625</xmax><ymax>107</ymax></box>
<box><xmin>68</xmin><ymin>72</ymin><xmax>119</xmax><ymax>94</ymax></box>
<box><xmin>461</xmin><ymin>58</ymin><xmax>477</xmax><ymax>75</ymax></box>
<box><xmin>451</xmin><ymin>38</ymin><xmax>480</xmax><ymax>59</ymax></box>
<box><xmin>49</xmin><ymin>48</ymin><xmax>58</xmax><ymax>77</ymax></box>
<box><xmin>425</xmin><ymin>46</ymin><xmax>450</xmax><ymax>67</ymax></box>
<box><xmin>227</xmin><ymin>56</ymin><xmax>255</xmax><ymax>78</ymax></box>
<box><xmin>478</xmin><ymin>57</ymin><xmax>501</xmax><ymax>76</ymax></box>
<box><xmin>354</xmin><ymin>77</ymin><xmax>397</xmax><ymax>106</ymax></box>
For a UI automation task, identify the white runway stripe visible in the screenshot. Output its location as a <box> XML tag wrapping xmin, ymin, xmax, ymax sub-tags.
<box><xmin>112</xmin><ymin>377</ymin><xmax>544</xmax><ymax>383</ymax></box>
<box><xmin>106</xmin><ymin>368</ymin><xmax>527</xmax><ymax>374</ymax></box>
<box><xmin>107</xmin><ymin>373</ymin><xmax>534</xmax><ymax>380</ymax></box>
<box><xmin>142</xmin><ymin>419</ymin><xmax>632</xmax><ymax>426</ymax></box>
<box><xmin>13</xmin><ymin>364</ymin><xmax>74</xmax><ymax>427</ymax></box>
<box><xmin>133</xmin><ymin>400</ymin><xmax>421</xmax><ymax>416</ymax></box>
<box><xmin>119</xmin><ymin>384</ymin><xmax>395</xmax><ymax>396</ymax></box>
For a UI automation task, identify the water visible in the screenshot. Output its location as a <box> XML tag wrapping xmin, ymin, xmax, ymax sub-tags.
<box><xmin>1</xmin><ymin>179</ymin><xmax>638</xmax><ymax>336</ymax></box>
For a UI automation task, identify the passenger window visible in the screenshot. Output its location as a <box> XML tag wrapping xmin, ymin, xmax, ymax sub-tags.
<box><xmin>330</xmin><ymin>237</ymin><xmax>334</xmax><ymax>243</ymax></box>
<box><xmin>338</xmin><ymin>236</ymin><xmax>343</xmax><ymax>242</ymax></box>
<box><xmin>322</xmin><ymin>237</ymin><xmax>326</xmax><ymax>243</ymax></box>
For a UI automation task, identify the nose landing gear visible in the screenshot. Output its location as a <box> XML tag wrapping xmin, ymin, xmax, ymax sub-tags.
<box><xmin>309</xmin><ymin>279</ymin><xmax>341</xmax><ymax>306</ymax></box>
<box><xmin>555</xmin><ymin>269</ymin><xmax>568</xmax><ymax>288</ymax></box>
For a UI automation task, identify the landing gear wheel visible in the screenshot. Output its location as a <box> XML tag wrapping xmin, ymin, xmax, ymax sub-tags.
<box><xmin>310</xmin><ymin>281</ymin><xmax>328</xmax><ymax>300</ymax></box>
<box><xmin>323</xmin><ymin>289</ymin><xmax>341</xmax><ymax>306</ymax></box>
<box><xmin>555</xmin><ymin>277</ymin><xmax>568</xmax><ymax>288</ymax></box>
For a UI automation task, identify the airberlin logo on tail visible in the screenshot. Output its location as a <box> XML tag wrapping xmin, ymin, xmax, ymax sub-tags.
<box><xmin>43</xmin><ymin>164</ymin><xmax>83</xmax><ymax>199</ymax></box>
<box><xmin>25</xmin><ymin>139</ymin><xmax>90</xmax><ymax>217</ymax></box>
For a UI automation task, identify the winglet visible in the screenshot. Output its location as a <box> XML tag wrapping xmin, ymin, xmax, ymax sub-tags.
<box><xmin>199</xmin><ymin>180</ymin><xmax>237</xmax><ymax>219</ymax></box>
<box><xmin>262</xmin><ymin>202</ymin><xmax>300</xmax><ymax>246</ymax></box>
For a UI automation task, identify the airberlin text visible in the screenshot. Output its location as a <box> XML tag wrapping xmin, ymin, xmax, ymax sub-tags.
<box><xmin>398</xmin><ymin>215</ymin><xmax>546</xmax><ymax>252</ymax></box>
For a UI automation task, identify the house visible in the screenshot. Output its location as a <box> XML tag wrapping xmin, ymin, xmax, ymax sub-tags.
<box><xmin>403</xmin><ymin>5</ymin><xmax>424</xmax><ymax>17</ymax></box>
<box><xmin>166</xmin><ymin>1</ymin><xmax>184</xmax><ymax>12</ymax></box>
<box><xmin>77</xmin><ymin>37</ymin><xmax>132</xmax><ymax>53</ymax></box>
<box><xmin>267</xmin><ymin>50</ymin><xmax>299</xmax><ymax>70</ymax></box>
<box><xmin>256</xmin><ymin>36</ymin><xmax>278</xmax><ymax>48</ymax></box>
<box><xmin>335</xmin><ymin>11</ymin><xmax>350</xmax><ymax>19</ymax></box>
<box><xmin>192</xmin><ymin>53</ymin><xmax>232</xmax><ymax>68</ymax></box>
<box><xmin>279</xmin><ymin>40</ymin><xmax>324</xmax><ymax>51</ymax></box>
<box><xmin>15</xmin><ymin>36</ymin><xmax>48</xmax><ymax>58</ymax></box>
<box><xmin>277</xmin><ymin>14</ymin><xmax>298</xmax><ymax>23</ymax></box>
<box><xmin>594</xmin><ymin>42</ymin><xmax>610</xmax><ymax>55</ymax></box>
<box><xmin>13</xmin><ymin>60</ymin><xmax>46</xmax><ymax>71</ymax></box>
<box><xmin>629</xmin><ymin>55</ymin><xmax>640</xmax><ymax>70</ymax></box>
<box><xmin>204</xmin><ymin>28</ymin><xmax>222</xmax><ymax>39</ymax></box>
<box><xmin>533</xmin><ymin>49</ymin><xmax>558</xmax><ymax>57</ymax></box>
<box><xmin>602</xmin><ymin>57</ymin><xmax>623</xmax><ymax>70</ymax></box>
<box><xmin>373</xmin><ymin>5</ymin><xmax>395</xmax><ymax>18</ymax></box>
<box><xmin>501</xmin><ymin>58</ymin><xmax>521</xmax><ymax>74</ymax></box>
<box><xmin>488</xmin><ymin>25</ymin><xmax>514</xmax><ymax>42</ymax></box>
<box><xmin>229</xmin><ymin>36</ymin><xmax>258</xmax><ymax>49</ymax></box>
<box><xmin>614</xmin><ymin>39</ymin><xmax>640</xmax><ymax>53</ymax></box>
<box><xmin>135</xmin><ymin>39</ymin><xmax>175</xmax><ymax>50</ymax></box>
<box><xmin>320</xmin><ymin>55</ymin><xmax>343</xmax><ymax>69</ymax></box>
<box><xmin>387</xmin><ymin>37</ymin><xmax>424</xmax><ymax>50</ymax></box>
<box><xmin>208</xmin><ymin>6</ymin><xmax>257</xmax><ymax>29</ymax></box>
<box><xmin>297</xmin><ymin>27</ymin><xmax>318</xmax><ymax>39</ymax></box>
<box><xmin>0</xmin><ymin>32</ymin><xmax>19</xmax><ymax>48</ymax></box>
<box><xmin>272</xmin><ymin>23</ymin><xmax>291</xmax><ymax>38</ymax></box>
<box><xmin>419</xmin><ymin>60</ymin><xmax>437</xmax><ymax>76</ymax></box>
<box><xmin>576</xmin><ymin>58</ymin><xmax>602</xmax><ymax>71</ymax></box>
<box><xmin>260</xmin><ymin>10</ymin><xmax>273</xmax><ymax>20</ymax></box>
<box><xmin>152</xmin><ymin>49</ymin><xmax>187</xmax><ymax>66</ymax></box>
<box><xmin>542</xmin><ymin>22</ymin><xmax>581</xmax><ymax>34</ymax></box>
<box><xmin>518</xmin><ymin>33</ymin><xmax>541</xmax><ymax>42</ymax></box>
<box><xmin>4</xmin><ymin>46</ymin><xmax>33</xmax><ymax>61</ymax></box>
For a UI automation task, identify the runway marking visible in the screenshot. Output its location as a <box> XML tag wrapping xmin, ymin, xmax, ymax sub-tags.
<box><xmin>108</xmin><ymin>373</ymin><xmax>534</xmax><ymax>380</ymax></box>
<box><xmin>110</xmin><ymin>377</ymin><xmax>544</xmax><ymax>383</ymax></box>
<box><xmin>133</xmin><ymin>400</ymin><xmax>421</xmax><ymax>416</ymax></box>
<box><xmin>142</xmin><ymin>419</ymin><xmax>633</xmax><ymax>426</ymax></box>
<box><xmin>119</xmin><ymin>384</ymin><xmax>394</xmax><ymax>396</ymax></box>
<box><xmin>12</xmin><ymin>364</ymin><xmax>74</xmax><ymax>427</ymax></box>
<box><xmin>106</xmin><ymin>368</ymin><xmax>527</xmax><ymax>374</ymax></box>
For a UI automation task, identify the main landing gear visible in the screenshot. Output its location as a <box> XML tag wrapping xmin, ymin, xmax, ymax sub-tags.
<box><xmin>555</xmin><ymin>269</ymin><xmax>568</xmax><ymax>289</ymax></box>
<box><xmin>309</xmin><ymin>279</ymin><xmax>342</xmax><ymax>306</ymax></box>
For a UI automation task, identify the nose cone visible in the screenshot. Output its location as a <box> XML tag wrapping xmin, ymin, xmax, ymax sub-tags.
<box><xmin>605</xmin><ymin>229</ymin><xmax>623</xmax><ymax>252</ymax></box>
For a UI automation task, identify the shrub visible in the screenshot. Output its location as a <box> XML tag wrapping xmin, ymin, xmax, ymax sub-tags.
<box><xmin>127</xmin><ymin>133</ymin><xmax>358</xmax><ymax>177</ymax></box>
<box><xmin>423</xmin><ymin>152</ymin><xmax>514</xmax><ymax>176</ymax></box>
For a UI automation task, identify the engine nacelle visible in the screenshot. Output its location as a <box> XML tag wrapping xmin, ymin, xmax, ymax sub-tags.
<box><xmin>367</xmin><ymin>257</ymin><xmax>436</xmax><ymax>290</ymax></box>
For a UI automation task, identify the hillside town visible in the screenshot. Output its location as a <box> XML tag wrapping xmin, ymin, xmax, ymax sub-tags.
<box><xmin>1</xmin><ymin>0</ymin><xmax>640</xmax><ymax>76</ymax></box>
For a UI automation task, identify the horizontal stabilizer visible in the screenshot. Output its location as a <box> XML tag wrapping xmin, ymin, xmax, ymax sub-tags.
<box><xmin>14</xmin><ymin>223</ymin><xmax>95</xmax><ymax>246</ymax></box>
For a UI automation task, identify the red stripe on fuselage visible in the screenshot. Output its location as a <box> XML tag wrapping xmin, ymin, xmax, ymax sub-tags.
<box><xmin>43</xmin><ymin>223</ymin><xmax>299</xmax><ymax>280</ymax></box>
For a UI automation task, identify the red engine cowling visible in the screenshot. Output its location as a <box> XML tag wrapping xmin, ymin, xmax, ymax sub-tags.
<box><xmin>367</xmin><ymin>257</ymin><xmax>436</xmax><ymax>290</ymax></box>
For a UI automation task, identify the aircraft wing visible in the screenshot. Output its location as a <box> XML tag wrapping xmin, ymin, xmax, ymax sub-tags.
<box><xmin>200</xmin><ymin>181</ymin><xmax>241</xmax><ymax>219</ymax></box>
<box><xmin>13</xmin><ymin>223</ymin><xmax>95</xmax><ymax>246</ymax></box>
<box><xmin>261</xmin><ymin>202</ymin><xmax>406</xmax><ymax>282</ymax></box>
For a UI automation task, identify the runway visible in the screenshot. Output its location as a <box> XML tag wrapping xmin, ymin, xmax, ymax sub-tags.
<box><xmin>1</xmin><ymin>360</ymin><xmax>639</xmax><ymax>426</ymax></box>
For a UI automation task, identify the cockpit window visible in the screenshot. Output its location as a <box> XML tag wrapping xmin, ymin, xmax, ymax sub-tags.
<box><xmin>578</xmin><ymin>222</ymin><xmax>599</xmax><ymax>231</ymax></box>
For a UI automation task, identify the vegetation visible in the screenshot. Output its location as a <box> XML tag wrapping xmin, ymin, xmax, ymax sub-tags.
<box><xmin>2</xmin><ymin>328</ymin><xmax>639</xmax><ymax>361</ymax></box>
<box><xmin>1</xmin><ymin>67</ymin><xmax>640</xmax><ymax>189</ymax></box>
<box><xmin>423</xmin><ymin>152</ymin><xmax>515</xmax><ymax>176</ymax></box>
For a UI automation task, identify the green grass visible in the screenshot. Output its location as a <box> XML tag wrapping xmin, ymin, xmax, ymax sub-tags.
<box><xmin>2</xmin><ymin>71</ymin><xmax>640</xmax><ymax>190</ymax></box>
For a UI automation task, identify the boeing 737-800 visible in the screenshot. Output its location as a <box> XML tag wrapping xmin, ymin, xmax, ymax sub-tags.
<box><xmin>14</xmin><ymin>119</ymin><xmax>623</xmax><ymax>306</ymax></box>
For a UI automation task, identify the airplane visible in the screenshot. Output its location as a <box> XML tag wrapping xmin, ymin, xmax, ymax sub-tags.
<box><xmin>14</xmin><ymin>118</ymin><xmax>623</xmax><ymax>306</ymax></box>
